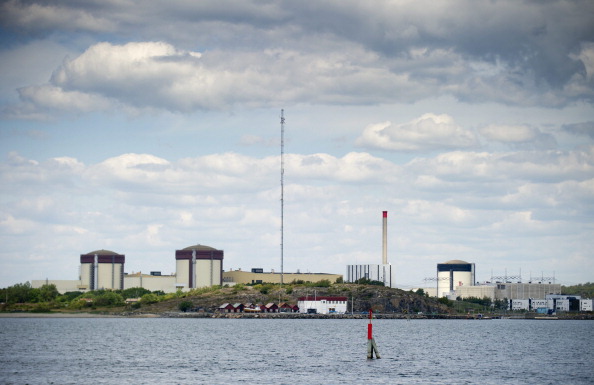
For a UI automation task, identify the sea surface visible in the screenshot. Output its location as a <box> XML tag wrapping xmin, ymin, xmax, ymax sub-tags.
<box><xmin>0</xmin><ymin>317</ymin><xmax>592</xmax><ymax>384</ymax></box>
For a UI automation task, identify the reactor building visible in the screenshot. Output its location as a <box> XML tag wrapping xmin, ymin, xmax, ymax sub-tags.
<box><xmin>33</xmin><ymin>243</ymin><xmax>224</xmax><ymax>293</ymax></box>
<box><xmin>80</xmin><ymin>249</ymin><xmax>125</xmax><ymax>291</ymax></box>
<box><xmin>346</xmin><ymin>211</ymin><xmax>395</xmax><ymax>287</ymax></box>
<box><xmin>175</xmin><ymin>244</ymin><xmax>223</xmax><ymax>289</ymax></box>
<box><xmin>436</xmin><ymin>260</ymin><xmax>476</xmax><ymax>298</ymax></box>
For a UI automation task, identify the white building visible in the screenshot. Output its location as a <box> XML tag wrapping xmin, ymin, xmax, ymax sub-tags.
<box><xmin>530</xmin><ymin>299</ymin><xmax>553</xmax><ymax>311</ymax></box>
<box><xmin>297</xmin><ymin>296</ymin><xmax>348</xmax><ymax>314</ymax></box>
<box><xmin>346</xmin><ymin>264</ymin><xmax>395</xmax><ymax>288</ymax></box>
<box><xmin>555</xmin><ymin>299</ymin><xmax>570</xmax><ymax>312</ymax></box>
<box><xmin>511</xmin><ymin>299</ymin><xmax>530</xmax><ymax>310</ymax></box>
<box><xmin>437</xmin><ymin>260</ymin><xmax>475</xmax><ymax>298</ymax></box>
<box><xmin>580</xmin><ymin>299</ymin><xmax>593</xmax><ymax>311</ymax></box>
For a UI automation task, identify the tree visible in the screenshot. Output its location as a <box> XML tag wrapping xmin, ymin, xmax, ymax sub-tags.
<box><xmin>3</xmin><ymin>282</ymin><xmax>35</xmax><ymax>304</ymax></box>
<box><xmin>58</xmin><ymin>291</ymin><xmax>84</xmax><ymax>302</ymax></box>
<box><xmin>39</xmin><ymin>284</ymin><xmax>59</xmax><ymax>302</ymax></box>
<box><xmin>93</xmin><ymin>292</ymin><xmax>124</xmax><ymax>307</ymax></box>
<box><xmin>140</xmin><ymin>293</ymin><xmax>159</xmax><ymax>304</ymax></box>
<box><xmin>121</xmin><ymin>287</ymin><xmax>152</xmax><ymax>299</ymax></box>
<box><xmin>178</xmin><ymin>301</ymin><xmax>193</xmax><ymax>312</ymax></box>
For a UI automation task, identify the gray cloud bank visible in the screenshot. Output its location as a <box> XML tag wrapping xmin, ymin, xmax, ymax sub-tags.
<box><xmin>2</xmin><ymin>0</ymin><xmax>593</xmax><ymax>117</ymax></box>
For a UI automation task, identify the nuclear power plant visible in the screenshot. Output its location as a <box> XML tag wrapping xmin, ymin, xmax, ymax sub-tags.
<box><xmin>80</xmin><ymin>250</ymin><xmax>126</xmax><ymax>291</ymax></box>
<box><xmin>345</xmin><ymin>211</ymin><xmax>395</xmax><ymax>287</ymax></box>
<box><xmin>436</xmin><ymin>260</ymin><xmax>476</xmax><ymax>297</ymax></box>
<box><xmin>33</xmin><ymin>244</ymin><xmax>225</xmax><ymax>294</ymax></box>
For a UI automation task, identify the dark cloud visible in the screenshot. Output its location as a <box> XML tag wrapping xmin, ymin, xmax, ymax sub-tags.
<box><xmin>563</xmin><ymin>121</ymin><xmax>594</xmax><ymax>138</ymax></box>
<box><xmin>2</xmin><ymin>0</ymin><xmax>593</xmax><ymax>110</ymax></box>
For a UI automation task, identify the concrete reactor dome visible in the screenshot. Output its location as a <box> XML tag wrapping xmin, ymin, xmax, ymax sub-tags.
<box><xmin>182</xmin><ymin>244</ymin><xmax>217</xmax><ymax>251</ymax></box>
<box><xmin>443</xmin><ymin>259</ymin><xmax>470</xmax><ymax>264</ymax></box>
<box><xmin>85</xmin><ymin>249</ymin><xmax>122</xmax><ymax>256</ymax></box>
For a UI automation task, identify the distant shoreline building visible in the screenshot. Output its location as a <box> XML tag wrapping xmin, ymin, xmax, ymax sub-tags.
<box><xmin>346</xmin><ymin>211</ymin><xmax>395</xmax><ymax>287</ymax></box>
<box><xmin>437</xmin><ymin>260</ymin><xmax>476</xmax><ymax>298</ymax></box>
<box><xmin>223</xmin><ymin>268</ymin><xmax>342</xmax><ymax>285</ymax></box>
<box><xmin>297</xmin><ymin>296</ymin><xmax>348</xmax><ymax>314</ymax></box>
<box><xmin>80</xmin><ymin>250</ymin><xmax>125</xmax><ymax>291</ymax></box>
<box><xmin>32</xmin><ymin>244</ymin><xmax>224</xmax><ymax>293</ymax></box>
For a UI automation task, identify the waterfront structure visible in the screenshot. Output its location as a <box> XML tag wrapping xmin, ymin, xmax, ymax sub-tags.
<box><xmin>511</xmin><ymin>299</ymin><xmax>530</xmax><ymax>310</ymax></box>
<box><xmin>492</xmin><ymin>282</ymin><xmax>560</xmax><ymax>300</ymax></box>
<box><xmin>175</xmin><ymin>244</ymin><xmax>224</xmax><ymax>289</ymax></box>
<box><xmin>222</xmin><ymin>269</ymin><xmax>342</xmax><ymax>285</ymax></box>
<box><xmin>437</xmin><ymin>260</ymin><xmax>476</xmax><ymax>298</ymax></box>
<box><xmin>124</xmin><ymin>271</ymin><xmax>176</xmax><ymax>293</ymax></box>
<box><xmin>80</xmin><ymin>250</ymin><xmax>125</xmax><ymax>291</ymax></box>
<box><xmin>346</xmin><ymin>264</ymin><xmax>394</xmax><ymax>287</ymax></box>
<box><xmin>297</xmin><ymin>296</ymin><xmax>348</xmax><ymax>314</ymax></box>
<box><xmin>32</xmin><ymin>243</ymin><xmax>223</xmax><ymax>293</ymax></box>
<box><xmin>346</xmin><ymin>211</ymin><xmax>395</xmax><ymax>288</ymax></box>
<box><xmin>453</xmin><ymin>282</ymin><xmax>562</xmax><ymax>301</ymax></box>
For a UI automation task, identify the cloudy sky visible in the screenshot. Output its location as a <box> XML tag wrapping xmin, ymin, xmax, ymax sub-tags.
<box><xmin>1</xmin><ymin>0</ymin><xmax>593</xmax><ymax>290</ymax></box>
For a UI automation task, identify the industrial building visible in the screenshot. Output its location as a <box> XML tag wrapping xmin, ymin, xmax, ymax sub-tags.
<box><xmin>297</xmin><ymin>296</ymin><xmax>348</xmax><ymax>314</ymax></box>
<box><xmin>175</xmin><ymin>245</ymin><xmax>223</xmax><ymax>289</ymax></box>
<box><xmin>509</xmin><ymin>295</ymin><xmax>591</xmax><ymax>312</ymax></box>
<box><xmin>436</xmin><ymin>260</ymin><xmax>476</xmax><ymax>298</ymax></box>
<box><xmin>79</xmin><ymin>250</ymin><xmax>125</xmax><ymax>291</ymax></box>
<box><xmin>346</xmin><ymin>264</ymin><xmax>394</xmax><ymax>287</ymax></box>
<box><xmin>222</xmin><ymin>268</ymin><xmax>342</xmax><ymax>285</ymax></box>
<box><xmin>346</xmin><ymin>211</ymin><xmax>395</xmax><ymax>287</ymax></box>
<box><xmin>455</xmin><ymin>282</ymin><xmax>561</xmax><ymax>301</ymax></box>
<box><xmin>32</xmin><ymin>244</ymin><xmax>224</xmax><ymax>293</ymax></box>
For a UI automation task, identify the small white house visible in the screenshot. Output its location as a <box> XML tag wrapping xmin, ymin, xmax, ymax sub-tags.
<box><xmin>297</xmin><ymin>296</ymin><xmax>348</xmax><ymax>314</ymax></box>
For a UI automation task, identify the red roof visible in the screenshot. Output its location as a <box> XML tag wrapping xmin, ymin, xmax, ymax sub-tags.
<box><xmin>297</xmin><ymin>296</ymin><xmax>347</xmax><ymax>301</ymax></box>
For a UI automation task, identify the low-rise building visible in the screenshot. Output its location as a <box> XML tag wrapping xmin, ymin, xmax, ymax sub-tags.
<box><xmin>297</xmin><ymin>296</ymin><xmax>348</xmax><ymax>314</ymax></box>
<box><xmin>222</xmin><ymin>269</ymin><xmax>342</xmax><ymax>285</ymax></box>
<box><xmin>580</xmin><ymin>299</ymin><xmax>593</xmax><ymax>311</ymax></box>
<box><xmin>511</xmin><ymin>299</ymin><xmax>530</xmax><ymax>311</ymax></box>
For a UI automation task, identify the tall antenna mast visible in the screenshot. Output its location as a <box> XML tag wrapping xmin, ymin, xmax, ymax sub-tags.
<box><xmin>280</xmin><ymin>109</ymin><xmax>285</xmax><ymax>286</ymax></box>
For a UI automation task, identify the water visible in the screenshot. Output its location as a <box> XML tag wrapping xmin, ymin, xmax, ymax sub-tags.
<box><xmin>0</xmin><ymin>318</ymin><xmax>592</xmax><ymax>384</ymax></box>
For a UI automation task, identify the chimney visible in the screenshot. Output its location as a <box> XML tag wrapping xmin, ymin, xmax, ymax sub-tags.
<box><xmin>382</xmin><ymin>211</ymin><xmax>388</xmax><ymax>265</ymax></box>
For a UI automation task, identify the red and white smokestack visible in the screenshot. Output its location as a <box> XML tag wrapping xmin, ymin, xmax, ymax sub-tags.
<box><xmin>382</xmin><ymin>211</ymin><xmax>388</xmax><ymax>265</ymax></box>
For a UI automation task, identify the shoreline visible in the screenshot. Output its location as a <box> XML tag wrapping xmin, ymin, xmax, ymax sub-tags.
<box><xmin>1</xmin><ymin>311</ymin><xmax>592</xmax><ymax>320</ymax></box>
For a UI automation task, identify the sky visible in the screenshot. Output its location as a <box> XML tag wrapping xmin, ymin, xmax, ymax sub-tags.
<box><xmin>1</xmin><ymin>0</ymin><xmax>593</xmax><ymax>290</ymax></box>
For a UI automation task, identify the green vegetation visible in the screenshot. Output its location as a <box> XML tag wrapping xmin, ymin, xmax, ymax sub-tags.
<box><xmin>353</xmin><ymin>278</ymin><xmax>385</xmax><ymax>286</ymax></box>
<box><xmin>178</xmin><ymin>301</ymin><xmax>193</xmax><ymax>312</ymax></box>
<box><xmin>0</xmin><ymin>283</ymin><xmax>175</xmax><ymax>312</ymax></box>
<box><xmin>562</xmin><ymin>282</ymin><xmax>594</xmax><ymax>298</ymax></box>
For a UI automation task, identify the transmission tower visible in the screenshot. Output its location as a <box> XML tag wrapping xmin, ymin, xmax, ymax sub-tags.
<box><xmin>280</xmin><ymin>109</ymin><xmax>285</xmax><ymax>286</ymax></box>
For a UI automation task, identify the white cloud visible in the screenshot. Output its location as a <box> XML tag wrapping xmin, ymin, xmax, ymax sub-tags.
<box><xmin>0</xmin><ymin>144</ymin><xmax>592</xmax><ymax>287</ymax></box>
<box><xmin>356</xmin><ymin>113</ymin><xmax>478</xmax><ymax>151</ymax></box>
<box><xmin>479</xmin><ymin>125</ymin><xmax>540</xmax><ymax>143</ymax></box>
<box><xmin>408</xmin><ymin>146</ymin><xmax>594</xmax><ymax>184</ymax></box>
<box><xmin>18</xmin><ymin>84</ymin><xmax>112</xmax><ymax>112</ymax></box>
